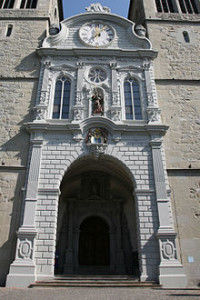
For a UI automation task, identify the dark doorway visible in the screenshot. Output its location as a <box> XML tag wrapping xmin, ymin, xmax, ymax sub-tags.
<box><xmin>79</xmin><ymin>216</ymin><xmax>110</xmax><ymax>266</ymax></box>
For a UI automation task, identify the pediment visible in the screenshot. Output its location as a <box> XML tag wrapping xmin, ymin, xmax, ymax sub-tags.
<box><xmin>42</xmin><ymin>12</ymin><xmax>152</xmax><ymax>51</ymax></box>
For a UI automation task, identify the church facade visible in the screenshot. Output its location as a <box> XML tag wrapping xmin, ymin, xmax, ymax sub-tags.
<box><xmin>0</xmin><ymin>0</ymin><xmax>199</xmax><ymax>288</ymax></box>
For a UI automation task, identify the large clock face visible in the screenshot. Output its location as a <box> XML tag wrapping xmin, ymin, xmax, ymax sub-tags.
<box><xmin>79</xmin><ymin>22</ymin><xmax>114</xmax><ymax>47</ymax></box>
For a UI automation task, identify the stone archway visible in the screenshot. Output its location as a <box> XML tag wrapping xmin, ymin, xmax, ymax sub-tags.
<box><xmin>55</xmin><ymin>156</ymin><xmax>139</xmax><ymax>276</ymax></box>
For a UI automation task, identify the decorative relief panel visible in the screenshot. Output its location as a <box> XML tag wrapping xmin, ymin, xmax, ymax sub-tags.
<box><xmin>86</xmin><ymin>127</ymin><xmax>108</xmax><ymax>156</ymax></box>
<box><xmin>17</xmin><ymin>239</ymin><xmax>33</xmax><ymax>260</ymax></box>
<box><xmin>160</xmin><ymin>239</ymin><xmax>177</xmax><ymax>260</ymax></box>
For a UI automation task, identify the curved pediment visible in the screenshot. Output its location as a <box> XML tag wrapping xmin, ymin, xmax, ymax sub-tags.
<box><xmin>42</xmin><ymin>10</ymin><xmax>152</xmax><ymax>51</ymax></box>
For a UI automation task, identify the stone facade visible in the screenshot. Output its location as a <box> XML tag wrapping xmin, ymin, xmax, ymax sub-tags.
<box><xmin>129</xmin><ymin>0</ymin><xmax>200</xmax><ymax>287</ymax></box>
<box><xmin>4</xmin><ymin>3</ymin><xmax>187</xmax><ymax>288</ymax></box>
<box><xmin>1</xmin><ymin>0</ymin><xmax>195</xmax><ymax>288</ymax></box>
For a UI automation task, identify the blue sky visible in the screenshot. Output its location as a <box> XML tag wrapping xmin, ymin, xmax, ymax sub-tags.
<box><xmin>62</xmin><ymin>0</ymin><xmax>130</xmax><ymax>19</ymax></box>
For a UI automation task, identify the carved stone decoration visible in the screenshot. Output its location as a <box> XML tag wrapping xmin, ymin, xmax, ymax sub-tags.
<box><xmin>135</xmin><ymin>24</ymin><xmax>146</xmax><ymax>37</ymax></box>
<box><xmin>74</xmin><ymin>109</ymin><xmax>83</xmax><ymax>121</ymax></box>
<box><xmin>142</xmin><ymin>59</ymin><xmax>151</xmax><ymax>70</ymax></box>
<box><xmin>111</xmin><ymin>109</ymin><xmax>121</xmax><ymax>121</ymax></box>
<box><xmin>147</xmin><ymin>109</ymin><xmax>161</xmax><ymax>123</ymax></box>
<box><xmin>112</xmin><ymin>92</ymin><xmax>120</xmax><ymax>106</ymax></box>
<box><xmin>86</xmin><ymin>128</ymin><xmax>108</xmax><ymax>157</ymax></box>
<box><xmin>17</xmin><ymin>239</ymin><xmax>33</xmax><ymax>260</ymax></box>
<box><xmin>147</xmin><ymin>93</ymin><xmax>155</xmax><ymax>107</ymax></box>
<box><xmin>35</xmin><ymin>107</ymin><xmax>47</xmax><ymax>121</ymax></box>
<box><xmin>85</xmin><ymin>3</ymin><xmax>111</xmax><ymax>13</ymax></box>
<box><xmin>40</xmin><ymin>91</ymin><xmax>48</xmax><ymax>105</ymax></box>
<box><xmin>161</xmin><ymin>239</ymin><xmax>177</xmax><ymax>260</ymax></box>
<box><xmin>75</xmin><ymin>91</ymin><xmax>83</xmax><ymax>105</ymax></box>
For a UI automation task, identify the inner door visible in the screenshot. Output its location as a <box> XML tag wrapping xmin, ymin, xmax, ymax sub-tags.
<box><xmin>78</xmin><ymin>216</ymin><xmax>110</xmax><ymax>266</ymax></box>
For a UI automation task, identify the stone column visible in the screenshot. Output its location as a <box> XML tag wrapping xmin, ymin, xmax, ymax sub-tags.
<box><xmin>6</xmin><ymin>138</ymin><xmax>43</xmax><ymax>287</ymax></box>
<box><xmin>150</xmin><ymin>139</ymin><xmax>187</xmax><ymax>288</ymax></box>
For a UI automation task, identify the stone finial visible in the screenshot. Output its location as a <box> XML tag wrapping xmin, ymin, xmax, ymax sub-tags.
<box><xmin>135</xmin><ymin>24</ymin><xmax>146</xmax><ymax>37</ymax></box>
<box><xmin>49</xmin><ymin>24</ymin><xmax>60</xmax><ymax>36</ymax></box>
<box><xmin>85</xmin><ymin>3</ymin><xmax>111</xmax><ymax>13</ymax></box>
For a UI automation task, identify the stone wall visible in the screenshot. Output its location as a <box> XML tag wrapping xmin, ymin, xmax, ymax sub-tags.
<box><xmin>168</xmin><ymin>170</ymin><xmax>200</xmax><ymax>286</ymax></box>
<box><xmin>147</xmin><ymin>23</ymin><xmax>200</xmax><ymax>80</ymax></box>
<box><xmin>156</xmin><ymin>82</ymin><xmax>200</xmax><ymax>168</ymax></box>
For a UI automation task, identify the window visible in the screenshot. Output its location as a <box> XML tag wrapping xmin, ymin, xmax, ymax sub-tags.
<box><xmin>155</xmin><ymin>0</ymin><xmax>178</xmax><ymax>13</ymax></box>
<box><xmin>155</xmin><ymin>0</ymin><xmax>199</xmax><ymax>13</ymax></box>
<box><xmin>52</xmin><ymin>77</ymin><xmax>71</xmax><ymax>119</ymax></box>
<box><xmin>20</xmin><ymin>0</ymin><xmax>37</xmax><ymax>9</ymax></box>
<box><xmin>88</xmin><ymin>68</ymin><xmax>107</xmax><ymax>83</ymax></box>
<box><xmin>183</xmin><ymin>31</ymin><xmax>190</xmax><ymax>42</ymax></box>
<box><xmin>6</xmin><ymin>24</ymin><xmax>13</xmax><ymax>37</ymax></box>
<box><xmin>178</xmin><ymin>0</ymin><xmax>199</xmax><ymax>13</ymax></box>
<box><xmin>0</xmin><ymin>0</ymin><xmax>15</xmax><ymax>9</ymax></box>
<box><xmin>124</xmin><ymin>78</ymin><xmax>142</xmax><ymax>120</ymax></box>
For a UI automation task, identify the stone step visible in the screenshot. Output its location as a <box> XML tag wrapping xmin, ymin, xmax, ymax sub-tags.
<box><xmin>29</xmin><ymin>276</ymin><xmax>160</xmax><ymax>288</ymax></box>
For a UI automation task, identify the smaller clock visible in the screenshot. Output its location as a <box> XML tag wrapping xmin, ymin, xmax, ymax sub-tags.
<box><xmin>79</xmin><ymin>22</ymin><xmax>114</xmax><ymax>47</ymax></box>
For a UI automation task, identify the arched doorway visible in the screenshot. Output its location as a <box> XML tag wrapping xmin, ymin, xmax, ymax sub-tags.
<box><xmin>55</xmin><ymin>156</ymin><xmax>139</xmax><ymax>276</ymax></box>
<box><xmin>79</xmin><ymin>216</ymin><xmax>110</xmax><ymax>266</ymax></box>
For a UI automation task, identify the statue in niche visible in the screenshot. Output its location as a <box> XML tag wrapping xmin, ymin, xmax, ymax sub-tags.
<box><xmin>91</xmin><ymin>91</ymin><xmax>104</xmax><ymax>116</ymax></box>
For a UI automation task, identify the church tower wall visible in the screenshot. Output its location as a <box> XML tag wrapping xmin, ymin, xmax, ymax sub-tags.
<box><xmin>0</xmin><ymin>0</ymin><xmax>62</xmax><ymax>286</ymax></box>
<box><xmin>129</xmin><ymin>0</ymin><xmax>200</xmax><ymax>287</ymax></box>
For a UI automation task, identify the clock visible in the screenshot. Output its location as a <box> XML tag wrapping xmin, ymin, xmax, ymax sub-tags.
<box><xmin>79</xmin><ymin>22</ymin><xmax>114</xmax><ymax>47</ymax></box>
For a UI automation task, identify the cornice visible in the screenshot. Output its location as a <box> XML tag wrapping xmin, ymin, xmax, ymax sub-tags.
<box><xmin>37</xmin><ymin>48</ymin><xmax>158</xmax><ymax>60</ymax></box>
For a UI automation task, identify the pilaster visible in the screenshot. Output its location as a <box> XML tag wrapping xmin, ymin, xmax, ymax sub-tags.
<box><xmin>6</xmin><ymin>138</ymin><xmax>43</xmax><ymax>287</ymax></box>
<box><xmin>150</xmin><ymin>138</ymin><xmax>187</xmax><ymax>288</ymax></box>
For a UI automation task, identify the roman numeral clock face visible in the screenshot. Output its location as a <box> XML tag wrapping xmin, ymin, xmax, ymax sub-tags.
<box><xmin>79</xmin><ymin>22</ymin><xmax>114</xmax><ymax>47</ymax></box>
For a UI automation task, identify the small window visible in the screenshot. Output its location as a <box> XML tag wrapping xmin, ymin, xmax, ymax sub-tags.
<box><xmin>183</xmin><ymin>31</ymin><xmax>190</xmax><ymax>43</ymax></box>
<box><xmin>6</xmin><ymin>24</ymin><xmax>13</xmax><ymax>37</ymax></box>
<box><xmin>155</xmin><ymin>0</ymin><xmax>199</xmax><ymax>13</ymax></box>
<box><xmin>155</xmin><ymin>0</ymin><xmax>178</xmax><ymax>13</ymax></box>
<box><xmin>178</xmin><ymin>0</ymin><xmax>199</xmax><ymax>13</ymax></box>
<box><xmin>52</xmin><ymin>77</ymin><xmax>71</xmax><ymax>119</ymax></box>
<box><xmin>0</xmin><ymin>0</ymin><xmax>15</xmax><ymax>9</ymax></box>
<box><xmin>124</xmin><ymin>78</ymin><xmax>142</xmax><ymax>120</ymax></box>
<box><xmin>20</xmin><ymin>0</ymin><xmax>37</xmax><ymax>9</ymax></box>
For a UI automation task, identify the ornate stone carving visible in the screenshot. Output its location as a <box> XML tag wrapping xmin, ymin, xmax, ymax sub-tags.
<box><xmin>75</xmin><ymin>91</ymin><xmax>83</xmax><ymax>105</ymax></box>
<box><xmin>147</xmin><ymin>93</ymin><xmax>155</xmax><ymax>107</ymax></box>
<box><xmin>147</xmin><ymin>109</ymin><xmax>161</xmax><ymax>123</ymax></box>
<box><xmin>35</xmin><ymin>107</ymin><xmax>47</xmax><ymax>121</ymax></box>
<box><xmin>86</xmin><ymin>128</ymin><xmax>108</xmax><ymax>157</ymax></box>
<box><xmin>74</xmin><ymin>109</ymin><xmax>83</xmax><ymax>121</ymax></box>
<box><xmin>40</xmin><ymin>91</ymin><xmax>48</xmax><ymax>105</ymax></box>
<box><xmin>112</xmin><ymin>92</ymin><xmax>120</xmax><ymax>106</ymax></box>
<box><xmin>17</xmin><ymin>239</ymin><xmax>33</xmax><ymax>260</ymax></box>
<box><xmin>111</xmin><ymin>109</ymin><xmax>121</xmax><ymax>121</ymax></box>
<box><xmin>161</xmin><ymin>239</ymin><xmax>177</xmax><ymax>260</ymax></box>
<box><xmin>85</xmin><ymin>3</ymin><xmax>111</xmax><ymax>13</ymax></box>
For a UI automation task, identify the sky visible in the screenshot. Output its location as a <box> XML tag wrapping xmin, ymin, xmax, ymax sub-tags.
<box><xmin>62</xmin><ymin>0</ymin><xmax>130</xmax><ymax>19</ymax></box>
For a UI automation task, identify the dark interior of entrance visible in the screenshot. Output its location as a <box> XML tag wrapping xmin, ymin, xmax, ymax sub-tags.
<box><xmin>55</xmin><ymin>157</ymin><xmax>139</xmax><ymax>276</ymax></box>
<box><xmin>79</xmin><ymin>216</ymin><xmax>110</xmax><ymax>266</ymax></box>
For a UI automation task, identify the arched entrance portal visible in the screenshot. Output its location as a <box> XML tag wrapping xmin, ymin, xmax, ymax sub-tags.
<box><xmin>55</xmin><ymin>157</ymin><xmax>139</xmax><ymax>276</ymax></box>
<box><xmin>79</xmin><ymin>216</ymin><xmax>110</xmax><ymax>266</ymax></box>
